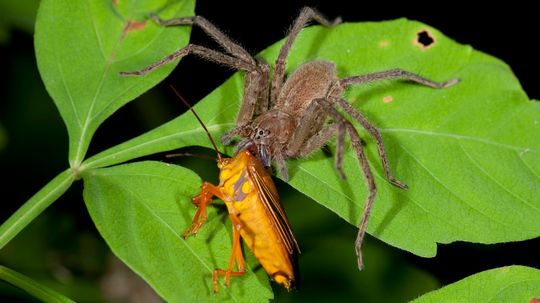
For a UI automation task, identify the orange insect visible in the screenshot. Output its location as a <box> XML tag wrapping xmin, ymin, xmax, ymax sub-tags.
<box><xmin>169</xmin><ymin>87</ymin><xmax>299</xmax><ymax>293</ymax></box>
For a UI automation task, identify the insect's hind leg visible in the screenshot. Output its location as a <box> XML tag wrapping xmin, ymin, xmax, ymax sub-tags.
<box><xmin>212</xmin><ymin>213</ymin><xmax>246</xmax><ymax>293</ymax></box>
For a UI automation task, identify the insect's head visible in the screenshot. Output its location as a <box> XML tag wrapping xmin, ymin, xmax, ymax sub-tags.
<box><xmin>216</xmin><ymin>157</ymin><xmax>231</xmax><ymax>170</ymax></box>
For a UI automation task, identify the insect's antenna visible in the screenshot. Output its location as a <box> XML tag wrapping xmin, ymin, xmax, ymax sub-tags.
<box><xmin>165</xmin><ymin>153</ymin><xmax>216</xmax><ymax>161</ymax></box>
<box><xmin>169</xmin><ymin>85</ymin><xmax>223</xmax><ymax>162</ymax></box>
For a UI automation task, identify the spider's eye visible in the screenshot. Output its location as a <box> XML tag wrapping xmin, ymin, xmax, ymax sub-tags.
<box><xmin>258</xmin><ymin>130</ymin><xmax>265</xmax><ymax>136</ymax></box>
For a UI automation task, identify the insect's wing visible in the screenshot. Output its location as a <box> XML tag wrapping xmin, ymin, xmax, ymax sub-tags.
<box><xmin>248</xmin><ymin>161</ymin><xmax>300</xmax><ymax>255</ymax></box>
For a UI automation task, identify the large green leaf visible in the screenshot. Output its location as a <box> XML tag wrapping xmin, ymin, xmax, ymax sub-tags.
<box><xmin>34</xmin><ymin>0</ymin><xmax>195</xmax><ymax>167</ymax></box>
<box><xmin>84</xmin><ymin>19</ymin><xmax>540</xmax><ymax>258</ymax></box>
<box><xmin>82</xmin><ymin>161</ymin><xmax>273</xmax><ymax>302</ymax></box>
<box><xmin>412</xmin><ymin>266</ymin><xmax>540</xmax><ymax>302</ymax></box>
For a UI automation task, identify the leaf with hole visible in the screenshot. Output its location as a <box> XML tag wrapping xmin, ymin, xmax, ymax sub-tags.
<box><xmin>34</xmin><ymin>0</ymin><xmax>195</xmax><ymax>166</ymax></box>
<box><xmin>82</xmin><ymin>161</ymin><xmax>273</xmax><ymax>302</ymax></box>
<box><xmin>84</xmin><ymin>19</ymin><xmax>540</xmax><ymax>259</ymax></box>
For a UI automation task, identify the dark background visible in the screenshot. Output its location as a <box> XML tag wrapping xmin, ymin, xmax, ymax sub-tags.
<box><xmin>0</xmin><ymin>0</ymin><xmax>538</xmax><ymax>302</ymax></box>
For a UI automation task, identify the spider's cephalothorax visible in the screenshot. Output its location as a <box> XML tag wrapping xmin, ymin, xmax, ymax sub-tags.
<box><xmin>121</xmin><ymin>7</ymin><xmax>459</xmax><ymax>270</ymax></box>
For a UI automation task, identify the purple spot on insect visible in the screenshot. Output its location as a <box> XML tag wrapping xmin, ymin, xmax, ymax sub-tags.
<box><xmin>233</xmin><ymin>167</ymin><xmax>249</xmax><ymax>201</ymax></box>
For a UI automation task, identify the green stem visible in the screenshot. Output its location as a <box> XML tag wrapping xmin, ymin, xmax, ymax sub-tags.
<box><xmin>0</xmin><ymin>265</ymin><xmax>75</xmax><ymax>303</ymax></box>
<box><xmin>0</xmin><ymin>169</ymin><xmax>74</xmax><ymax>250</ymax></box>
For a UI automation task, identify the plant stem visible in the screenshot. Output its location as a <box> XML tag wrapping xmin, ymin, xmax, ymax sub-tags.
<box><xmin>0</xmin><ymin>169</ymin><xmax>74</xmax><ymax>250</ymax></box>
<box><xmin>0</xmin><ymin>265</ymin><xmax>75</xmax><ymax>303</ymax></box>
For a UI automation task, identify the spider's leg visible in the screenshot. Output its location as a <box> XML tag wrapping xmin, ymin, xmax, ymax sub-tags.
<box><xmin>120</xmin><ymin>45</ymin><xmax>254</xmax><ymax>76</ymax></box>
<box><xmin>271</xmin><ymin>7</ymin><xmax>341</xmax><ymax>104</ymax></box>
<box><xmin>344</xmin><ymin>122</ymin><xmax>377</xmax><ymax>271</ymax></box>
<box><xmin>333</xmin><ymin>97</ymin><xmax>408</xmax><ymax>189</ymax></box>
<box><xmin>288</xmin><ymin>98</ymin><xmax>346</xmax><ymax>178</ymax></box>
<box><xmin>152</xmin><ymin>15</ymin><xmax>256</xmax><ymax>66</ymax></box>
<box><xmin>338</xmin><ymin>68</ymin><xmax>459</xmax><ymax>88</ymax></box>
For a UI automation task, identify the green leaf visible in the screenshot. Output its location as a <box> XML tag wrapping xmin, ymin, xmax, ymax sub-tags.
<box><xmin>83</xmin><ymin>19</ymin><xmax>540</xmax><ymax>258</ymax></box>
<box><xmin>82</xmin><ymin>161</ymin><xmax>273</xmax><ymax>302</ymax></box>
<box><xmin>0</xmin><ymin>265</ymin><xmax>75</xmax><ymax>303</ymax></box>
<box><xmin>412</xmin><ymin>266</ymin><xmax>540</xmax><ymax>302</ymax></box>
<box><xmin>34</xmin><ymin>0</ymin><xmax>195</xmax><ymax>167</ymax></box>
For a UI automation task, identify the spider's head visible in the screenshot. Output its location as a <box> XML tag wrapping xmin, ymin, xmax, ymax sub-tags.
<box><xmin>236</xmin><ymin>137</ymin><xmax>271</xmax><ymax>167</ymax></box>
<box><xmin>250</xmin><ymin>110</ymin><xmax>294</xmax><ymax>144</ymax></box>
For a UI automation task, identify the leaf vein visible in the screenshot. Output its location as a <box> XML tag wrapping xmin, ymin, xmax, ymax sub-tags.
<box><xmin>459</xmin><ymin>142</ymin><xmax>540</xmax><ymax>214</ymax></box>
<box><xmin>382</xmin><ymin>128</ymin><xmax>539</xmax><ymax>153</ymax></box>
<box><xmin>516</xmin><ymin>150</ymin><xmax>540</xmax><ymax>181</ymax></box>
<box><xmin>397</xmin><ymin>142</ymin><xmax>521</xmax><ymax>233</ymax></box>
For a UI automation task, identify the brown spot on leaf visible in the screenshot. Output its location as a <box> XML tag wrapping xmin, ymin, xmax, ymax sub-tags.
<box><xmin>112</xmin><ymin>0</ymin><xmax>119</xmax><ymax>6</ymax></box>
<box><xmin>121</xmin><ymin>20</ymin><xmax>148</xmax><ymax>38</ymax></box>
<box><xmin>414</xmin><ymin>29</ymin><xmax>435</xmax><ymax>50</ymax></box>
<box><xmin>383</xmin><ymin>95</ymin><xmax>393</xmax><ymax>103</ymax></box>
<box><xmin>530</xmin><ymin>298</ymin><xmax>540</xmax><ymax>303</ymax></box>
<box><xmin>378</xmin><ymin>39</ymin><xmax>390</xmax><ymax>48</ymax></box>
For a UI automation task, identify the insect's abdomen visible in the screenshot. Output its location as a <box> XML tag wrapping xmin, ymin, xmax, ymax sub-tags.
<box><xmin>228</xmin><ymin>190</ymin><xmax>295</xmax><ymax>289</ymax></box>
<box><xmin>220</xmin><ymin>153</ymin><xmax>296</xmax><ymax>289</ymax></box>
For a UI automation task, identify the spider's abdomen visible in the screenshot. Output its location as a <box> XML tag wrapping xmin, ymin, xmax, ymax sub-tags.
<box><xmin>276</xmin><ymin>60</ymin><xmax>338</xmax><ymax>114</ymax></box>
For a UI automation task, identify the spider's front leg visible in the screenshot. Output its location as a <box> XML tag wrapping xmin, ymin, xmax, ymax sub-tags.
<box><xmin>119</xmin><ymin>14</ymin><xmax>260</xmax><ymax>77</ymax></box>
<box><xmin>271</xmin><ymin>7</ymin><xmax>342</xmax><ymax>104</ymax></box>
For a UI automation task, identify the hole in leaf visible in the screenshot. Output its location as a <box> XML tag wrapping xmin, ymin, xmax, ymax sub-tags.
<box><xmin>416</xmin><ymin>30</ymin><xmax>435</xmax><ymax>48</ymax></box>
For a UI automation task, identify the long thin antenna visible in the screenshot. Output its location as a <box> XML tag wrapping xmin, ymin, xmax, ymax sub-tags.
<box><xmin>169</xmin><ymin>85</ymin><xmax>223</xmax><ymax>162</ymax></box>
<box><xmin>166</xmin><ymin>153</ymin><xmax>216</xmax><ymax>161</ymax></box>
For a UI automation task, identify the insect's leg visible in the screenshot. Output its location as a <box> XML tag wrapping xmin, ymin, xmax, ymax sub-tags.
<box><xmin>212</xmin><ymin>213</ymin><xmax>246</xmax><ymax>293</ymax></box>
<box><xmin>333</xmin><ymin>97</ymin><xmax>408</xmax><ymax>189</ymax></box>
<box><xmin>343</xmin><ymin>123</ymin><xmax>377</xmax><ymax>271</ymax></box>
<box><xmin>182</xmin><ymin>182</ymin><xmax>222</xmax><ymax>238</ymax></box>
<box><xmin>338</xmin><ymin>68</ymin><xmax>459</xmax><ymax>89</ymax></box>
<box><xmin>271</xmin><ymin>7</ymin><xmax>341</xmax><ymax>104</ymax></box>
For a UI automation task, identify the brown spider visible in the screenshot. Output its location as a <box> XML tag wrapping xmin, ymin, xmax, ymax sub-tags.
<box><xmin>121</xmin><ymin>7</ymin><xmax>459</xmax><ymax>270</ymax></box>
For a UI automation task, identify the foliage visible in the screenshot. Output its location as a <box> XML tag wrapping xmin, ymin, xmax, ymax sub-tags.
<box><xmin>0</xmin><ymin>0</ymin><xmax>538</xmax><ymax>301</ymax></box>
